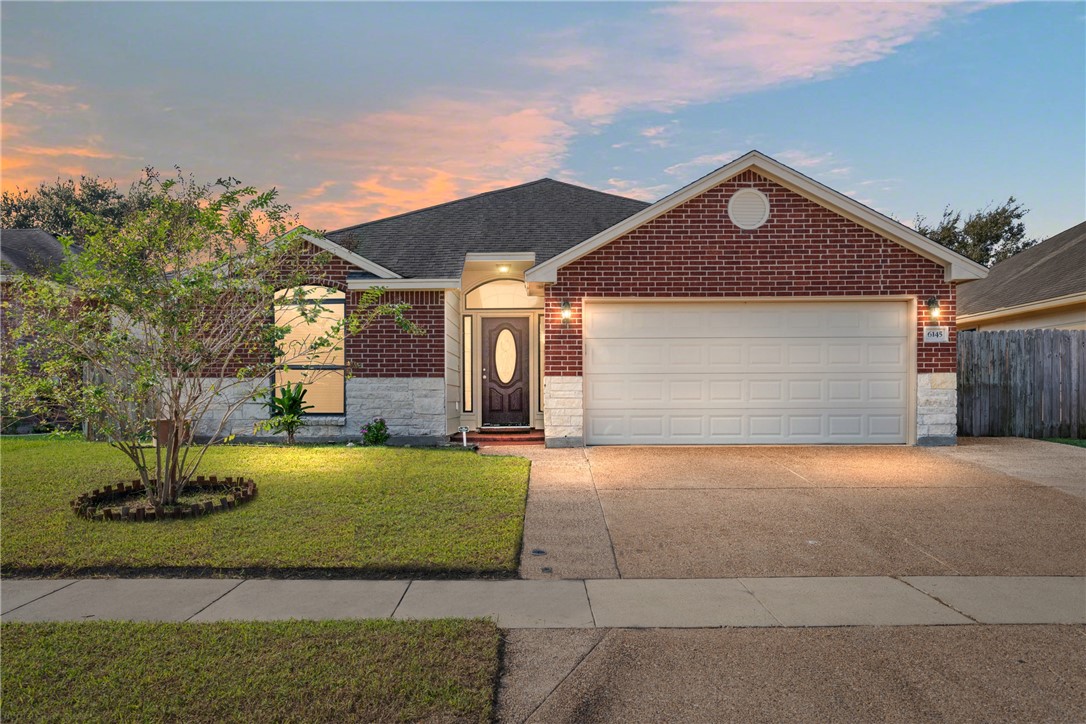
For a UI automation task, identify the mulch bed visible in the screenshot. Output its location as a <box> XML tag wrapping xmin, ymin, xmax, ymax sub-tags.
<box><xmin>70</xmin><ymin>476</ymin><xmax>256</xmax><ymax>522</ymax></box>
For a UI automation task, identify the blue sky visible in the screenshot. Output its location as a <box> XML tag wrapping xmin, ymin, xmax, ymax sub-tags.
<box><xmin>2</xmin><ymin>2</ymin><xmax>1083</xmax><ymax>239</ymax></box>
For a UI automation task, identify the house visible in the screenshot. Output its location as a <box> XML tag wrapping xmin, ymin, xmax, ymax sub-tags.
<box><xmin>0</xmin><ymin>228</ymin><xmax>73</xmax><ymax>281</ymax></box>
<box><xmin>957</xmin><ymin>220</ymin><xmax>1086</xmax><ymax>331</ymax></box>
<box><xmin>1</xmin><ymin>228</ymin><xmax>79</xmax><ymax>433</ymax></box>
<box><xmin>209</xmin><ymin>151</ymin><xmax>988</xmax><ymax>447</ymax></box>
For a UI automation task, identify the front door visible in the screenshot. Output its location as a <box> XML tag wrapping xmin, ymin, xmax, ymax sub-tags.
<box><xmin>481</xmin><ymin>317</ymin><xmax>530</xmax><ymax>426</ymax></box>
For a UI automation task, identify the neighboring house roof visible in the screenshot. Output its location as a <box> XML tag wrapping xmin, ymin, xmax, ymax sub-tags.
<box><xmin>0</xmin><ymin>228</ymin><xmax>74</xmax><ymax>278</ymax></box>
<box><xmin>526</xmin><ymin>151</ymin><xmax>989</xmax><ymax>284</ymax></box>
<box><xmin>325</xmin><ymin>179</ymin><xmax>649</xmax><ymax>279</ymax></box>
<box><xmin>957</xmin><ymin>220</ymin><xmax>1086</xmax><ymax>317</ymax></box>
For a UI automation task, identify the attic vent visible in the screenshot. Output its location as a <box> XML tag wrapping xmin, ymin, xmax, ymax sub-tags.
<box><xmin>727</xmin><ymin>188</ymin><xmax>770</xmax><ymax>230</ymax></box>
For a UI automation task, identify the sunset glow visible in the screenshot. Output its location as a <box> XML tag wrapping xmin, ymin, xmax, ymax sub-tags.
<box><xmin>1</xmin><ymin>3</ymin><xmax>1082</xmax><ymax>237</ymax></box>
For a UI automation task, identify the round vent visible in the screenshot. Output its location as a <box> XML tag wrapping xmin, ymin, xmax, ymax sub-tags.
<box><xmin>727</xmin><ymin>188</ymin><xmax>770</xmax><ymax>230</ymax></box>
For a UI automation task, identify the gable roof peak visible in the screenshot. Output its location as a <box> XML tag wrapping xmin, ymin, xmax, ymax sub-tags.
<box><xmin>526</xmin><ymin>149</ymin><xmax>989</xmax><ymax>284</ymax></box>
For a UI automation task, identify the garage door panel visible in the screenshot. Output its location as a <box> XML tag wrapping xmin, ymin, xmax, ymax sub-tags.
<box><xmin>583</xmin><ymin>300</ymin><xmax>911</xmax><ymax>445</ymax></box>
<box><xmin>587</xmin><ymin>408</ymin><xmax>908</xmax><ymax>444</ymax></box>
<box><xmin>584</xmin><ymin>373</ymin><xmax>907</xmax><ymax>409</ymax></box>
<box><xmin>586</xmin><ymin>339</ymin><xmax>906</xmax><ymax>374</ymax></box>
<box><xmin>584</xmin><ymin>302</ymin><xmax>909</xmax><ymax>339</ymax></box>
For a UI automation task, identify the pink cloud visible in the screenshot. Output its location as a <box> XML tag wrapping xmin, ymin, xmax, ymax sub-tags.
<box><xmin>299</xmin><ymin>180</ymin><xmax>336</xmax><ymax>199</ymax></box>
<box><xmin>292</xmin><ymin>98</ymin><xmax>576</xmax><ymax>228</ymax></box>
<box><xmin>1</xmin><ymin>3</ymin><xmax>980</xmax><ymax>226</ymax></box>
<box><xmin>538</xmin><ymin>3</ymin><xmax>972</xmax><ymax>123</ymax></box>
<box><xmin>12</xmin><ymin>144</ymin><xmax>123</xmax><ymax>160</ymax></box>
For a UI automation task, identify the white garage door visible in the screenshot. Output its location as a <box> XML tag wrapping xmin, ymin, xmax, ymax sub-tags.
<box><xmin>583</xmin><ymin>301</ymin><xmax>911</xmax><ymax>444</ymax></box>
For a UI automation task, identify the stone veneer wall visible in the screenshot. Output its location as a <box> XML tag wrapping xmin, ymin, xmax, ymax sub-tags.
<box><xmin>543</xmin><ymin>376</ymin><xmax>584</xmax><ymax>447</ymax></box>
<box><xmin>193</xmin><ymin>376</ymin><xmax>446</xmax><ymax>444</ymax></box>
<box><xmin>916</xmin><ymin>372</ymin><xmax>957</xmax><ymax>446</ymax></box>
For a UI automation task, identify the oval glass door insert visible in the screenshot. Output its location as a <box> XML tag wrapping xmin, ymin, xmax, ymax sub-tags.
<box><xmin>495</xmin><ymin>329</ymin><xmax>517</xmax><ymax>384</ymax></box>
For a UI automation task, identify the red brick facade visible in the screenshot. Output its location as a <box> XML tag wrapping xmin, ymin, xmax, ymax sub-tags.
<box><xmin>544</xmin><ymin>170</ymin><xmax>957</xmax><ymax>376</ymax></box>
<box><xmin>349</xmin><ymin>290</ymin><xmax>444</xmax><ymax>378</ymax></box>
<box><xmin>220</xmin><ymin>241</ymin><xmax>443</xmax><ymax>378</ymax></box>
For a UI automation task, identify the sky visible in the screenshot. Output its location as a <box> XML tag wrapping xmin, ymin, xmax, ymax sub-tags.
<box><xmin>2</xmin><ymin>2</ymin><xmax>1083</xmax><ymax>240</ymax></box>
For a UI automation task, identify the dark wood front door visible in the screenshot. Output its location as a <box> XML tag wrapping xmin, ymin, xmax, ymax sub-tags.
<box><xmin>482</xmin><ymin>317</ymin><xmax>530</xmax><ymax>426</ymax></box>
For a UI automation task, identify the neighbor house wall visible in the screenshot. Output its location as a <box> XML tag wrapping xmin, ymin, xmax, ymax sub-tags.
<box><xmin>961</xmin><ymin>302</ymin><xmax>1086</xmax><ymax>331</ymax></box>
<box><xmin>542</xmin><ymin>170</ymin><xmax>958</xmax><ymax>446</ymax></box>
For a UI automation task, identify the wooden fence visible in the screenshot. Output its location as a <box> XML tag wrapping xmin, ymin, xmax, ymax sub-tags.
<box><xmin>957</xmin><ymin>329</ymin><xmax>1085</xmax><ymax>438</ymax></box>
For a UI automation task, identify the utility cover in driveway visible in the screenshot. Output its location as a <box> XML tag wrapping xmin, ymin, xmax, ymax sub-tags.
<box><xmin>583</xmin><ymin>300</ymin><xmax>910</xmax><ymax>444</ymax></box>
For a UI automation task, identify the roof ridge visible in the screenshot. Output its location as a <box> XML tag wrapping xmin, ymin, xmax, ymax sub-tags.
<box><xmin>326</xmin><ymin>178</ymin><xmax>558</xmax><ymax>235</ymax></box>
<box><xmin>542</xmin><ymin>178</ymin><xmax>650</xmax><ymax>205</ymax></box>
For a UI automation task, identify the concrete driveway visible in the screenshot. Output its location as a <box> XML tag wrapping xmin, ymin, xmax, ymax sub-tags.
<box><xmin>495</xmin><ymin>439</ymin><xmax>1086</xmax><ymax>580</ymax></box>
<box><xmin>498</xmin><ymin>625</ymin><xmax>1086</xmax><ymax>723</ymax></box>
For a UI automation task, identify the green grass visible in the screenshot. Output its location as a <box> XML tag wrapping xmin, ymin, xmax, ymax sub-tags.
<box><xmin>1044</xmin><ymin>438</ymin><xmax>1086</xmax><ymax>448</ymax></box>
<box><xmin>1</xmin><ymin>619</ymin><xmax>500</xmax><ymax>723</ymax></box>
<box><xmin>0</xmin><ymin>436</ymin><xmax>529</xmax><ymax>576</ymax></box>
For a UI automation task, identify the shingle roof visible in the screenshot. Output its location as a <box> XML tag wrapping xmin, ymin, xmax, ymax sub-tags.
<box><xmin>957</xmin><ymin>221</ymin><xmax>1086</xmax><ymax>316</ymax></box>
<box><xmin>325</xmin><ymin>179</ymin><xmax>649</xmax><ymax>278</ymax></box>
<box><xmin>0</xmin><ymin>228</ymin><xmax>74</xmax><ymax>277</ymax></box>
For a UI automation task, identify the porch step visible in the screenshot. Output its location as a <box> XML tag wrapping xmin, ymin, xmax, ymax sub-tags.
<box><xmin>451</xmin><ymin>429</ymin><xmax>546</xmax><ymax>446</ymax></box>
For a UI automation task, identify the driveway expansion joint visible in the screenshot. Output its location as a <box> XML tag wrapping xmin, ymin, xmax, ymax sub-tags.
<box><xmin>522</xmin><ymin>629</ymin><xmax>611</xmax><ymax>724</ymax></box>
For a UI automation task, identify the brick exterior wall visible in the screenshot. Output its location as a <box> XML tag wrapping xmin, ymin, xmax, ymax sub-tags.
<box><xmin>218</xmin><ymin>240</ymin><xmax>443</xmax><ymax>378</ymax></box>
<box><xmin>349</xmin><ymin>290</ymin><xmax>444</xmax><ymax>378</ymax></box>
<box><xmin>544</xmin><ymin>170</ymin><xmax>956</xmax><ymax>375</ymax></box>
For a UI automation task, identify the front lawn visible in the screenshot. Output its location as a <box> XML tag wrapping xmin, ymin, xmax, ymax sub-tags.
<box><xmin>0</xmin><ymin>436</ymin><xmax>529</xmax><ymax>576</ymax></box>
<box><xmin>1</xmin><ymin>619</ymin><xmax>500</xmax><ymax>722</ymax></box>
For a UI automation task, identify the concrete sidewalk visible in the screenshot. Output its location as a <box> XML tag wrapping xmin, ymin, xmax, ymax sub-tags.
<box><xmin>2</xmin><ymin>576</ymin><xmax>1083</xmax><ymax>627</ymax></box>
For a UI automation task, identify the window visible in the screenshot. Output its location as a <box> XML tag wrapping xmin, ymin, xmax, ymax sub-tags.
<box><xmin>462</xmin><ymin>315</ymin><xmax>473</xmax><ymax>412</ymax></box>
<box><xmin>273</xmin><ymin>286</ymin><xmax>345</xmax><ymax>414</ymax></box>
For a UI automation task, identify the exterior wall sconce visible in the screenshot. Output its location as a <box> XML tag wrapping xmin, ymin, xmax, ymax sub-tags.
<box><xmin>926</xmin><ymin>296</ymin><xmax>941</xmax><ymax>318</ymax></box>
<box><xmin>560</xmin><ymin>300</ymin><xmax>573</xmax><ymax>327</ymax></box>
<box><xmin>497</xmin><ymin>265</ymin><xmax>510</xmax><ymax>273</ymax></box>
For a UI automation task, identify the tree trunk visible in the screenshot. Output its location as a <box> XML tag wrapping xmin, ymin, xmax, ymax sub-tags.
<box><xmin>153</xmin><ymin>418</ymin><xmax>190</xmax><ymax>505</ymax></box>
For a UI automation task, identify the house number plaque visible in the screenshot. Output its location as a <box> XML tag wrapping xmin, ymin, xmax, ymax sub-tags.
<box><xmin>923</xmin><ymin>326</ymin><xmax>950</xmax><ymax>343</ymax></box>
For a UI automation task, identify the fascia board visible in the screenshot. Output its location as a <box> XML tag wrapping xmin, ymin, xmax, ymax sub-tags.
<box><xmin>347</xmin><ymin>277</ymin><xmax>459</xmax><ymax>291</ymax></box>
<box><xmin>301</xmin><ymin>234</ymin><xmax>401</xmax><ymax>279</ymax></box>
<box><xmin>957</xmin><ymin>291</ymin><xmax>1086</xmax><ymax>323</ymax></box>
<box><xmin>464</xmin><ymin>252</ymin><xmax>536</xmax><ymax>263</ymax></box>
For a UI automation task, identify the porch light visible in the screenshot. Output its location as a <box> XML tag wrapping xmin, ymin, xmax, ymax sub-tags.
<box><xmin>497</xmin><ymin>265</ymin><xmax>510</xmax><ymax>273</ymax></box>
<box><xmin>926</xmin><ymin>297</ymin><xmax>941</xmax><ymax>318</ymax></box>
<box><xmin>560</xmin><ymin>300</ymin><xmax>573</xmax><ymax>326</ymax></box>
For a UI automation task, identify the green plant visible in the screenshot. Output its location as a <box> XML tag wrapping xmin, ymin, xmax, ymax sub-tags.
<box><xmin>254</xmin><ymin>381</ymin><xmax>313</xmax><ymax>445</ymax></box>
<box><xmin>361</xmin><ymin>417</ymin><xmax>390</xmax><ymax>446</ymax></box>
<box><xmin>2</xmin><ymin>168</ymin><xmax>424</xmax><ymax>506</ymax></box>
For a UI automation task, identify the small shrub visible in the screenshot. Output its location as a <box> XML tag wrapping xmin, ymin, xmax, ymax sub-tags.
<box><xmin>361</xmin><ymin>418</ymin><xmax>390</xmax><ymax>446</ymax></box>
<box><xmin>254</xmin><ymin>381</ymin><xmax>312</xmax><ymax>445</ymax></box>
